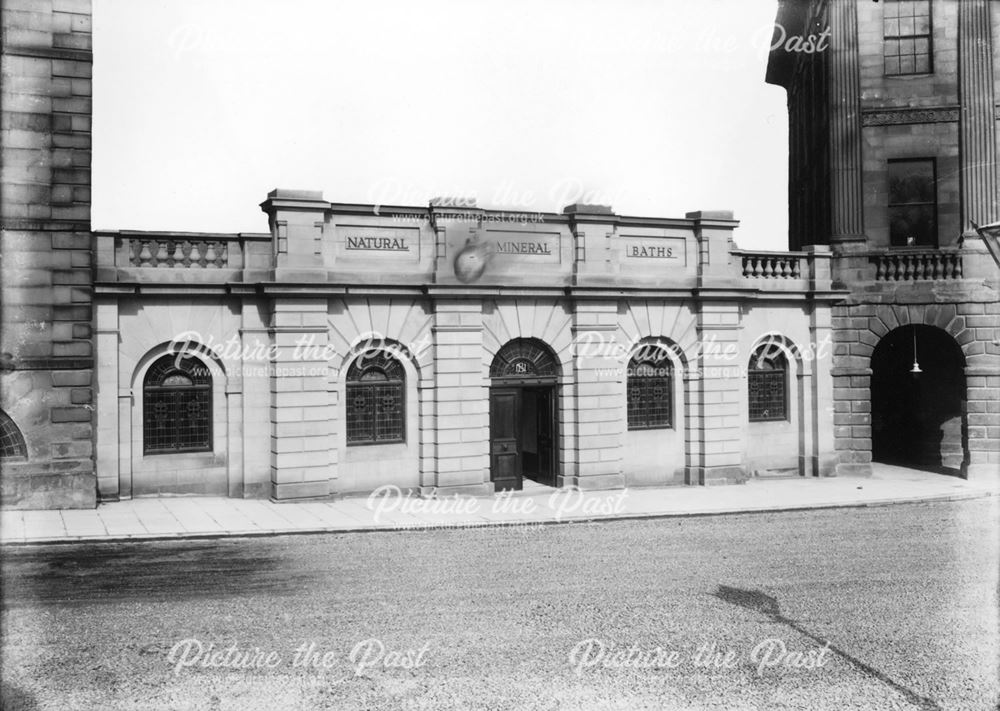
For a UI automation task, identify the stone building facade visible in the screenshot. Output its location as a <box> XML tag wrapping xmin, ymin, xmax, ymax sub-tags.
<box><xmin>766</xmin><ymin>0</ymin><xmax>1000</xmax><ymax>480</ymax></box>
<box><xmin>2</xmin><ymin>0</ymin><xmax>998</xmax><ymax>508</ymax></box>
<box><xmin>84</xmin><ymin>195</ymin><xmax>842</xmax><ymax>502</ymax></box>
<box><xmin>1</xmin><ymin>0</ymin><xmax>95</xmax><ymax>508</ymax></box>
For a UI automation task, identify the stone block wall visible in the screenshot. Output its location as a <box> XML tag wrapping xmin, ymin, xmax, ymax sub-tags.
<box><xmin>831</xmin><ymin>278</ymin><xmax>1000</xmax><ymax>480</ymax></box>
<box><xmin>1</xmin><ymin>0</ymin><xmax>95</xmax><ymax>508</ymax></box>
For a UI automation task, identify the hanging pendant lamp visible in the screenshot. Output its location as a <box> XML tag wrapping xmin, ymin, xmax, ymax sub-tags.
<box><xmin>910</xmin><ymin>326</ymin><xmax>922</xmax><ymax>376</ymax></box>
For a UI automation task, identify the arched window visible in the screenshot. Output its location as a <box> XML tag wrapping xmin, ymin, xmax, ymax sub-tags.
<box><xmin>0</xmin><ymin>410</ymin><xmax>28</xmax><ymax>459</ymax></box>
<box><xmin>143</xmin><ymin>354</ymin><xmax>212</xmax><ymax>454</ymax></box>
<box><xmin>627</xmin><ymin>350</ymin><xmax>673</xmax><ymax>430</ymax></box>
<box><xmin>346</xmin><ymin>350</ymin><xmax>405</xmax><ymax>445</ymax></box>
<box><xmin>748</xmin><ymin>345</ymin><xmax>788</xmax><ymax>422</ymax></box>
<box><xmin>489</xmin><ymin>339</ymin><xmax>559</xmax><ymax>380</ymax></box>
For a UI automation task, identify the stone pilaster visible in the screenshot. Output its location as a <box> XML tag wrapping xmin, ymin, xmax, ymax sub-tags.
<box><xmin>689</xmin><ymin>210</ymin><xmax>746</xmax><ymax>483</ymax></box>
<box><xmin>827</xmin><ymin>0</ymin><xmax>865</xmax><ymax>245</ymax></box>
<box><xmin>690</xmin><ymin>302</ymin><xmax>746</xmax><ymax>484</ymax></box>
<box><xmin>566</xmin><ymin>301</ymin><xmax>625</xmax><ymax>490</ymax></box>
<box><xmin>94</xmin><ymin>299</ymin><xmax>118</xmax><ymax>499</ymax></box>
<box><xmin>430</xmin><ymin>299</ymin><xmax>491</xmax><ymax>495</ymax></box>
<box><xmin>958</xmin><ymin>0</ymin><xmax>999</xmax><ymax>234</ymax></box>
<box><xmin>807</xmin><ymin>294</ymin><xmax>838</xmax><ymax>477</ymax></box>
<box><xmin>269</xmin><ymin>299</ymin><xmax>334</xmax><ymax>500</ymax></box>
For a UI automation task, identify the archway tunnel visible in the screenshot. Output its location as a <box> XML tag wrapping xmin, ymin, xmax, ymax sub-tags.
<box><xmin>870</xmin><ymin>324</ymin><xmax>967</xmax><ymax>473</ymax></box>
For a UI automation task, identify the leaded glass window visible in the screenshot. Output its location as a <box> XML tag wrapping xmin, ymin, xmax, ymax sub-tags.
<box><xmin>143</xmin><ymin>354</ymin><xmax>212</xmax><ymax>454</ymax></box>
<box><xmin>627</xmin><ymin>353</ymin><xmax>672</xmax><ymax>430</ymax></box>
<box><xmin>346</xmin><ymin>351</ymin><xmax>405</xmax><ymax>445</ymax></box>
<box><xmin>0</xmin><ymin>410</ymin><xmax>27</xmax><ymax>459</ymax></box>
<box><xmin>748</xmin><ymin>347</ymin><xmax>788</xmax><ymax>422</ymax></box>
<box><xmin>489</xmin><ymin>339</ymin><xmax>559</xmax><ymax>380</ymax></box>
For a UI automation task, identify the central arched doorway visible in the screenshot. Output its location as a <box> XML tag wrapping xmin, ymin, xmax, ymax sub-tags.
<box><xmin>870</xmin><ymin>324</ymin><xmax>967</xmax><ymax>473</ymax></box>
<box><xmin>489</xmin><ymin>338</ymin><xmax>560</xmax><ymax>491</ymax></box>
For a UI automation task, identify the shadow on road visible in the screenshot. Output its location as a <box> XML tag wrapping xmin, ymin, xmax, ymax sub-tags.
<box><xmin>712</xmin><ymin>585</ymin><xmax>942</xmax><ymax>711</ymax></box>
<box><xmin>1</xmin><ymin>680</ymin><xmax>38</xmax><ymax>711</ymax></box>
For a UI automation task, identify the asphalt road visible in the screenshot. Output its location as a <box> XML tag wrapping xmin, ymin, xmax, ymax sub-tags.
<box><xmin>1</xmin><ymin>498</ymin><xmax>998</xmax><ymax>711</ymax></box>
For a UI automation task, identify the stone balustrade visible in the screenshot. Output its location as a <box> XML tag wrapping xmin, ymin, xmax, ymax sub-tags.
<box><xmin>130</xmin><ymin>238</ymin><xmax>229</xmax><ymax>268</ymax></box>
<box><xmin>869</xmin><ymin>249</ymin><xmax>963</xmax><ymax>281</ymax></box>
<box><xmin>735</xmin><ymin>251</ymin><xmax>805</xmax><ymax>279</ymax></box>
<box><xmin>94</xmin><ymin>230</ymin><xmax>273</xmax><ymax>284</ymax></box>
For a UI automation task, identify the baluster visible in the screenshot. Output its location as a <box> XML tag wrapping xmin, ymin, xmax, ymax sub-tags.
<box><xmin>220</xmin><ymin>243</ymin><xmax>228</xmax><ymax>268</ymax></box>
<box><xmin>137</xmin><ymin>241</ymin><xmax>152</xmax><ymax>266</ymax></box>
<box><xmin>763</xmin><ymin>258</ymin><xmax>773</xmax><ymax>278</ymax></box>
<box><xmin>943</xmin><ymin>254</ymin><xmax>953</xmax><ymax>279</ymax></box>
<box><xmin>874</xmin><ymin>257</ymin><xmax>884</xmax><ymax>281</ymax></box>
<box><xmin>171</xmin><ymin>241</ymin><xmax>184</xmax><ymax>266</ymax></box>
<box><xmin>913</xmin><ymin>254</ymin><xmax>924</xmax><ymax>280</ymax></box>
<box><xmin>891</xmin><ymin>255</ymin><xmax>902</xmax><ymax>281</ymax></box>
<box><xmin>188</xmin><ymin>241</ymin><xmax>202</xmax><ymax>268</ymax></box>
<box><xmin>953</xmin><ymin>255</ymin><xmax>962</xmax><ymax>278</ymax></box>
<box><xmin>154</xmin><ymin>241</ymin><xmax>168</xmax><ymax>267</ymax></box>
<box><xmin>204</xmin><ymin>242</ymin><xmax>217</xmax><ymax>267</ymax></box>
<box><xmin>752</xmin><ymin>257</ymin><xmax>762</xmax><ymax>277</ymax></box>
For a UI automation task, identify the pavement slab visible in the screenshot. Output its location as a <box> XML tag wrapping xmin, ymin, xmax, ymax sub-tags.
<box><xmin>1</xmin><ymin>463</ymin><xmax>995</xmax><ymax>545</ymax></box>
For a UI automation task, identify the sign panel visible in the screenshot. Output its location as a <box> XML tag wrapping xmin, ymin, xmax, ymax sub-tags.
<box><xmin>338</xmin><ymin>226</ymin><xmax>420</xmax><ymax>262</ymax></box>
<box><xmin>619</xmin><ymin>235</ymin><xmax>687</xmax><ymax>266</ymax></box>
<box><xmin>485</xmin><ymin>230</ymin><xmax>561</xmax><ymax>265</ymax></box>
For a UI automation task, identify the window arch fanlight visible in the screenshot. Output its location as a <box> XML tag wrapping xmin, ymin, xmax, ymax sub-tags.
<box><xmin>143</xmin><ymin>354</ymin><xmax>213</xmax><ymax>454</ymax></box>
<box><xmin>489</xmin><ymin>339</ymin><xmax>559</xmax><ymax>380</ymax></box>
<box><xmin>748</xmin><ymin>343</ymin><xmax>788</xmax><ymax>422</ymax></box>
<box><xmin>0</xmin><ymin>410</ymin><xmax>28</xmax><ymax>459</ymax></box>
<box><xmin>627</xmin><ymin>348</ymin><xmax>673</xmax><ymax>430</ymax></box>
<box><xmin>346</xmin><ymin>350</ymin><xmax>405</xmax><ymax>445</ymax></box>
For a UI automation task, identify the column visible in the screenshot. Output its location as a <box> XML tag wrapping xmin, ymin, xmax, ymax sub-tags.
<box><xmin>958</xmin><ymin>0</ymin><xmax>999</xmax><ymax>234</ymax></box>
<box><xmin>827</xmin><ymin>0</ymin><xmax>865</xmax><ymax>246</ymax></box>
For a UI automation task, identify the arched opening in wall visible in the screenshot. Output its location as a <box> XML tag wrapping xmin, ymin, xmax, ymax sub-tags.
<box><xmin>871</xmin><ymin>325</ymin><xmax>967</xmax><ymax>474</ymax></box>
<box><xmin>0</xmin><ymin>410</ymin><xmax>28</xmax><ymax>460</ymax></box>
<box><xmin>489</xmin><ymin>338</ymin><xmax>560</xmax><ymax>491</ymax></box>
<box><xmin>130</xmin><ymin>351</ymin><xmax>228</xmax><ymax>497</ymax></box>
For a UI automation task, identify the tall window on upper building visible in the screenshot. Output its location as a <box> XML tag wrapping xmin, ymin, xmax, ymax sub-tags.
<box><xmin>143</xmin><ymin>355</ymin><xmax>213</xmax><ymax>454</ymax></box>
<box><xmin>883</xmin><ymin>0</ymin><xmax>932</xmax><ymax>75</ymax></box>
<box><xmin>748</xmin><ymin>346</ymin><xmax>788</xmax><ymax>423</ymax></box>
<box><xmin>627</xmin><ymin>352</ymin><xmax>672</xmax><ymax>430</ymax></box>
<box><xmin>346</xmin><ymin>351</ymin><xmax>405</xmax><ymax>445</ymax></box>
<box><xmin>888</xmin><ymin>159</ymin><xmax>937</xmax><ymax>247</ymax></box>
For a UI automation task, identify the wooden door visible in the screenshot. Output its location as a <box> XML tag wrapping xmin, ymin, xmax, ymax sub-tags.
<box><xmin>489</xmin><ymin>388</ymin><xmax>521</xmax><ymax>491</ymax></box>
<box><xmin>536</xmin><ymin>387</ymin><xmax>556</xmax><ymax>486</ymax></box>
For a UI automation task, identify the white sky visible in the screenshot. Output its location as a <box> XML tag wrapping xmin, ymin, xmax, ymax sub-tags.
<box><xmin>92</xmin><ymin>0</ymin><xmax>789</xmax><ymax>250</ymax></box>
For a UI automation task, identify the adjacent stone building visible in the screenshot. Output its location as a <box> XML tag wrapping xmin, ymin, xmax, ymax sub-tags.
<box><xmin>1</xmin><ymin>0</ymin><xmax>94</xmax><ymax>507</ymax></box>
<box><xmin>2</xmin><ymin>0</ymin><xmax>997</xmax><ymax>508</ymax></box>
<box><xmin>766</xmin><ymin>0</ymin><xmax>1000</xmax><ymax>480</ymax></box>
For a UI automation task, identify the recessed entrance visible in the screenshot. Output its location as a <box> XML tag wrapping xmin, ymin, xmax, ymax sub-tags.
<box><xmin>871</xmin><ymin>324</ymin><xmax>967</xmax><ymax>473</ymax></box>
<box><xmin>489</xmin><ymin>339</ymin><xmax>560</xmax><ymax>491</ymax></box>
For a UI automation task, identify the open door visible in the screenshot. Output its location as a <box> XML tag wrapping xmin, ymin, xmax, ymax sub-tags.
<box><xmin>534</xmin><ymin>387</ymin><xmax>556</xmax><ymax>487</ymax></box>
<box><xmin>489</xmin><ymin>388</ymin><xmax>521</xmax><ymax>491</ymax></box>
